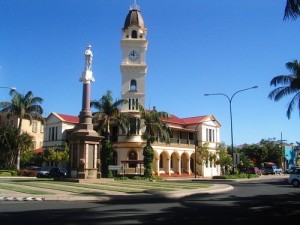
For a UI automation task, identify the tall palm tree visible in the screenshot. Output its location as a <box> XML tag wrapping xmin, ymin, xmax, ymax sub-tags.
<box><xmin>138</xmin><ymin>105</ymin><xmax>172</xmax><ymax>178</ymax></box>
<box><xmin>268</xmin><ymin>60</ymin><xmax>300</xmax><ymax>119</ymax></box>
<box><xmin>0</xmin><ymin>90</ymin><xmax>44</xmax><ymax>169</ymax></box>
<box><xmin>90</xmin><ymin>90</ymin><xmax>131</xmax><ymax>177</ymax></box>
<box><xmin>284</xmin><ymin>0</ymin><xmax>300</xmax><ymax>20</ymax></box>
<box><xmin>90</xmin><ymin>90</ymin><xmax>130</xmax><ymax>138</ymax></box>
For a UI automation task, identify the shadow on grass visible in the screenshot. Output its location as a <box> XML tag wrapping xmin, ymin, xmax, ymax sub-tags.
<box><xmin>0</xmin><ymin>180</ymin><xmax>299</xmax><ymax>225</ymax></box>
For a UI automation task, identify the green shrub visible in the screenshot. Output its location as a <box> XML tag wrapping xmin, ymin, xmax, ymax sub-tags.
<box><xmin>153</xmin><ymin>176</ymin><xmax>165</xmax><ymax>181</ymax></box>
<box><xmin>0</xmin><ymin>170</ymin><xmax>17</xmax><ymax>176</ymax></box>
<box><xmin>114</xmin><ymin>176</ymin><xmax>129</xmax><ymax>180</ymax></box>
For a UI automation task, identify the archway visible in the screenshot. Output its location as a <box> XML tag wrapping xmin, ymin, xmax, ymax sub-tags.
<box><xmin>181</xmin><ymin>152</ymin><xmax>190</xmax><ymax>174</ymax></box>
<box><xmin>171</xmin><ymin>152</ymin><xmax>180</xmax><ymax>174</ymax></box>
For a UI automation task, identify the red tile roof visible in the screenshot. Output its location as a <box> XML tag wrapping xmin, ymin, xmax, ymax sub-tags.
<box><xmin>162</xmin><ymin>114</ymin><xmax>184</xmax><ymax>125</ymax></box>
<box><xmin>56</xmin><ymin>113</ymin><xmax>79</xmax><ymax>124</ymax></box>
<box><xmin>182</xmin><ymin>116</ymin><xmax>207</xmax><ymax>125</ymax></box>
<box><xmin>162</xmin><ymin>115</ymin><xmax>207</xmax><ymax>126</ymax></box>
<box><xmin>35</xmin><ymin>148</ymin><xmax>44</xmax><ymax>153</ymax></box>
<box><xmin>52</xmin><ymin>112</ymin><xmax>212</xmax><ymax>127</ymax></box>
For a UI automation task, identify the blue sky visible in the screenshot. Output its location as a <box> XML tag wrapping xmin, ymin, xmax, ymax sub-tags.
<box><xmin>0</xmin><ymin>0</ymin><xmax>299</xmax><ymax>146</ymax></box>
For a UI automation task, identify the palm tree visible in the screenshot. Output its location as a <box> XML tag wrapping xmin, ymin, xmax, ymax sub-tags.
<box><xmin>138</xmin><ymin>105</ymin><xmax>172</xmax><ymax>178</ymax></box>
<box><xmin>268</xmin><ymin>60</ymin><xmax>300</xmax><ymax>119</ymax></box>
<box><xmin>284</xmin><ymin>0</ymin><xmax>300</xmax><ymax>20</ymax></box>
<box><xmin>90</xmin><ymin>90</ymin><xmax>131</xmax><ymax>177</ymax></box>
<box><xmin>90</xmin><ymin>90</ymin><xmax>130</xmax><ymax>139</ymax></box>
<box><xmin>0</xmin><ymin>90</ymin><xmax>44</xmax><ymax>169</ymax></box>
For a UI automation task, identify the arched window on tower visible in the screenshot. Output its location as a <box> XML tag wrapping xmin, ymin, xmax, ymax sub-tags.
<box><xmin>129</xmin><ymin>98</ymin><xmax>131</xmax><ymax>110</ymax></box>
<box><xmin>131</xmin><ymin>30</ymin><xmax>137</xmax><ymax>38</ymax></box>
<box><xmin>132</xmin><ymin>99</ymin><xmax>135</xmax><ymax>110</ymax></box>
<box><xmin>130</xmin><ymin>80</ymin><xmax>137</xmax><ymax>91</ymax></box>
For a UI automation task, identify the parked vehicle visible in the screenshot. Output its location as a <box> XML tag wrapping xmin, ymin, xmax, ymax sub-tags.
<box><xmin>28</xmin><ymin>166</ymin><xmax>49</xmax><ymax>178</ymax></box>
<box><xmin>261</xmin><ymin>162</ymin><xmax>282</xmax><ymax>175</ymax></box>
<box><xmin>248</xmin><ymin>167</ymin><xmax>262</xmax><ymax>175</ymax></box>
<box><xmin>48</xmin><ymin>167</ymin><xmax>67</xmax><ymax>178</ymax></box>
<box><xmin>288</xmin><ymin>168</ymin><xmax>300</xmax><ymax>187</ymax></box>
<box><xmin>284</xmin><ymin>166</ymin><xmax>300</xmax><ymax>174</ymax></box>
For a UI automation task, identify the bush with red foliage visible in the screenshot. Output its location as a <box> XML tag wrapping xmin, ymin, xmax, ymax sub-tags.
<box><xmin>17</xmin><ymin>169</ymin><xmax>37</xmax><ymax>177</ymax></box>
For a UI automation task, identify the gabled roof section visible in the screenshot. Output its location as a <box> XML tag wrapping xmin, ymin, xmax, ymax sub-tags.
<box><xmin>48</xmin><ymin>112</ymin><xmax>79</xmax><ymax>124</ymax></box>
<box><xmin>162</xmin><ymin>114</ymin><xmax>209</xmax><ymax>125</ymax></box>
<box><xmin>162</xmin><ymin>114</ymin><xmax>220</xmax><ymax>128</ymax></box>
<box><xmin>182</xmin><ymin>116</ymin><xmax>207</xmax><ymax>125</ymax></box>
<box><xmin>162</xmin><ymin>114</ymin><xmax>186</xmax><ymax>125</ymax></box>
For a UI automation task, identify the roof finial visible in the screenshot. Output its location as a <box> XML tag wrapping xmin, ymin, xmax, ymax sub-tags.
<box><xmin>130</xmin><ymin>0</ymin><xmax>140</xmax><ymax>10</ymax></box>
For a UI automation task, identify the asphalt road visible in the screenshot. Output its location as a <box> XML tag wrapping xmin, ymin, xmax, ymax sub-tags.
<box><xmin>0</xmin><ymin>176</ymin><xmax>298</xmax><ymax>225</ymax></box>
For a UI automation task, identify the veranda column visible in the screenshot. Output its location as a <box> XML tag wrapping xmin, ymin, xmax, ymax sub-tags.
<box><xmin>178</xmin><ymin>159</ymin><xmax>182</xmax><ymax>175</ymax></box>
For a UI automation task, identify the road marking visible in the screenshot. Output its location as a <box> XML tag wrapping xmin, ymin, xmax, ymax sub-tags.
<box><xmin>0</xmin><ymin>197</ymin><xmax>45</xmax><ymax>201</ymax></box>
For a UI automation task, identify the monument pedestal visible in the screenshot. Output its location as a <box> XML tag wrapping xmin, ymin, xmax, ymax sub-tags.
<box><xmin>70</xmin><ymin>127</ymin><xmax>103</xmax><ymax>180</ymax></box>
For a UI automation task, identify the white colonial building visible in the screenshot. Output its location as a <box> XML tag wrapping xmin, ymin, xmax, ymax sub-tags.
<box><xmin>42</xmin><ymin>1</ymin><xmax>222</xmax><ymax>178</ymax></box>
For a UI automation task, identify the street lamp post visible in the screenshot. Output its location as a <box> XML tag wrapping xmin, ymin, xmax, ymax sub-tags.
<box><xmin>280</xmin><ymin>132</ymin><xmax>287</xmax><ymax>170</ymax></box>
<box><xmin>204</xmin><ymin>86</ymin><xmax>258</xmax><ymax>172</ymax></box>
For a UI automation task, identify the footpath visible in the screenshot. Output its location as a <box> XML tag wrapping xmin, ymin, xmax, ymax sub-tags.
<box><xmin>0</xmin><ymin>174</ymin><xmax>287</xmax><ymax>202</ymax></box>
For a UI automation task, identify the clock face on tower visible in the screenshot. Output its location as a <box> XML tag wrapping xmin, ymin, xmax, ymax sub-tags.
<box><xmin>128</xmin><ymin>50</ymin><xmax>139</xmax><ymax>61</ymax></box>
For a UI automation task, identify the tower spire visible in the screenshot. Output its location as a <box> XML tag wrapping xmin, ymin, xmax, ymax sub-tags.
<box><xmin>130</xmin><ymin>0</ymin><xmax>140</xmax><ymax>10</ymax></box>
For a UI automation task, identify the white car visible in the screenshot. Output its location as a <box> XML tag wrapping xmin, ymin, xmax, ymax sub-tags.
<box><xmin>288</xmin><ymin>168</ymin><xmax>300</xmax><ymax>187</ymax></box>
<box><xmin>28</xmin><ymin>166</ymin><xmax>49</xmax><ymax>178</ymax></box>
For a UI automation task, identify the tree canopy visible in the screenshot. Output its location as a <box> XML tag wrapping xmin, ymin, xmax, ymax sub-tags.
<box><xmin>0</xmin><ymin>90</ymin><xmax>44</xmax><ymax>170</ymax></box>
<box><xmin>269</xmin><ymin>60</ymin><xmax>300</xmax><ymax>119</ymax></box>
<box><xmin>284</xmin><ymin>0</ymin><xmax>300</xmax><ymax>20</ymax></box>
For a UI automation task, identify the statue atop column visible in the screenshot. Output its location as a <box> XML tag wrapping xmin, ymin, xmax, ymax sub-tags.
<box><xmin>84</xmin><ymin>45</ymin><xmax>93</xmax><ymax>71</ymax></box>
<box><xmin>80</xmin><ymin>44</ymin><xmax>95</xmax><ymax>83</ymax></box>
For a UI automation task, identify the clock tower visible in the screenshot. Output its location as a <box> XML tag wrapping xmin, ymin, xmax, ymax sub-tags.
<box><xmin>120</xmin><ymin>1</ymin><xmax>148</xmax><ymax>112</ymax></box>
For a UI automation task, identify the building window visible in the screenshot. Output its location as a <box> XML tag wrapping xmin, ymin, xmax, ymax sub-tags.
<box><xmin>129</xmin><ymin>98</ymin><xmax>131</xmax><ymax>110</ymax></box>
<box><xmin>130</xmin><ymin>80</ymin><xmax>137</xmax><ymax>91</ymax></box>
<box><xmin>55</xmin><ymin>127</ymin><xmax>58</xmax><ymax>140</ymax></box>
<box><xmin>206</xmin><ymin>128</ymin><xmax>215</xmax><ymax>142</ymax></box>
<box><xmin>130</xmin><ymin>117</ymin><xmax>139</xmax><ymax>135</ymax></box>
<box><xmin>48</xmin><ymin>127</ymin><xmax>51</xmax><ymax>141</ymax></box>
<box><xmin>128</xmin><ymin>98</ymin><xmax>139</xmax><ymax>111</ymax></box>
<box><xmin>132</xmin><ymin>99</ymin><xmax>135</xmax><ymax>110</ymax></box>
<box><xmin>48</xmin><ymin>126</ymin><xmax>58</xmax><ymax>141</ymax></box>
<box><xmin>131</xmin><ymin>30</ymin><xmax>137</xmax><ymax>38</ymax></box>
<box><xmin>32</xmin><ymin>121</ymin><xmax>38</xmax><ymax>133</ymax></box>
<box><xmin>52</xmin><ymin>127</ymin><xmax>55</xmax><ymax>141</ymax></box>
<box><xmin>40</xmin><ymin>124</ymin><xmax>44</xmax><ymax>133</ymax></box>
